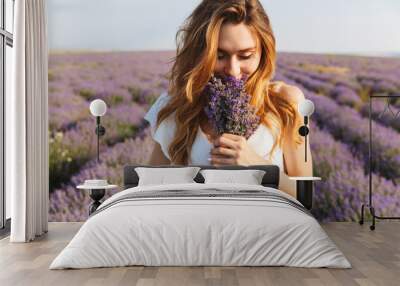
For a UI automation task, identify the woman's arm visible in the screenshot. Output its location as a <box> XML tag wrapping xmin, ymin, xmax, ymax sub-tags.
<box><xmin>282</xmin><ymin>134</ymin><xmax>313</xmax><ymax>176</ymax></box>
<box><xmin>147</xmin><ymin>142</ymin><xmax>171</xmax><ymax>165</ymax></box>
<box><xmin>280</xmin><ymin>84</ymin><xmax>313</xmax><ymax>177</ymax></box>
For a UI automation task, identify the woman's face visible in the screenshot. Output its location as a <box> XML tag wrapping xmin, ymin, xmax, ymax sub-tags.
<box><xmin>214</xmin><ymin>22</ymin><xmax>261</xmax><ymax>80</ymax></box>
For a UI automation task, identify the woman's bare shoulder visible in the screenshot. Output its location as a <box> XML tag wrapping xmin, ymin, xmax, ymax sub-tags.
<box><xmin>270</xmin><ymin>81</ymin><xmax>305</xmax><ymax>104</ymax></box>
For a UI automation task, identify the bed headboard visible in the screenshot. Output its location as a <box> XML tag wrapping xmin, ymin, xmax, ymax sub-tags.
<box><xmin>123</xmin><ymin>165</ymin><xmax>280</xmax><ymax>189</ymax></box>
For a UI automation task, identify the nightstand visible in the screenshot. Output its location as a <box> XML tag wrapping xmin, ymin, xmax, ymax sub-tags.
<box><xmin>77</xmin><ymin>181</ymin><xmax>118</xmax><ymax>215</ymax></box>
<box><xmin>288</xmin><ymin>177</ymin><xmax>321</xmax><ymax>210</ymax></box>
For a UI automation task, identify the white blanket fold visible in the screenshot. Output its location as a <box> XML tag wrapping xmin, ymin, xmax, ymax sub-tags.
<box><xmin>50</xmin><ymin>183</ymin><xmax>351</xmax><ymax>269</ymax></box>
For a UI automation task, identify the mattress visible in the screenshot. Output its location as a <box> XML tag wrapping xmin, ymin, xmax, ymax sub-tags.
<box><xmin>50</xmin><ymin>183</ymin><xmax>351</xmax><ymax>269</ymax></box>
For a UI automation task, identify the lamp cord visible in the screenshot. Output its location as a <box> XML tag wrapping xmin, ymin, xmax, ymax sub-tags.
<box><xmin>96</xmin><ymin>116</ymin><xmax>100</xmax><ymax>164</ymax></box>
<box><xmin>305</xmin><ymin>133</ymin><xmax>307</xmax><ymax>162</ymax></box>
<box><xmin>97</xmin><ymin>127</ymin><xmax>100</xmax><ymax>164</ymax></box>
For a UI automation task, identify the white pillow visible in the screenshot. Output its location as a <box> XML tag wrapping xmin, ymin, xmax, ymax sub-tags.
<box><xmin>135</xmin><ymin>167</ymin><xmax>201</xmax><ymax>186</ymax></box>
<box><xmin>200</xmin><ymin>169</ymin><xmax>266</xmax><ymax>185</ymax></box>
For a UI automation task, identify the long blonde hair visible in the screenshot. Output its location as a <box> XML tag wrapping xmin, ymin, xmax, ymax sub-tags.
<box><xmin>157</xmin><ymin>0</ymin><xmax>302</xmax><ymax>164</ymax></box>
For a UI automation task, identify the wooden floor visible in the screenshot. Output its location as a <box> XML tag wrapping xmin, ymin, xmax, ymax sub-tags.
<box><xmin>0</xmin><ymin>222</ymin><xmax>399</xmax><ymax>286</ymax></box>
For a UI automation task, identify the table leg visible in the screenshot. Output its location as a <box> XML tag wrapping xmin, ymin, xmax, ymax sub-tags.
<box><xmin>296</xmin><ymin>181</ymin><xmax>313</xmax><ymax>210</ymax></box>
<box><xmin>88</xmin><ymin>189</ymin><xmax>105</xmax><ymax>215</ymax></box>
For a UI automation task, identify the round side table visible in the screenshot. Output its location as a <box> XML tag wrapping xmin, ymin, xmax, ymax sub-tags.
<box><xmin>77</xmin><ymin>184</ymin><xmax>118</xmax><ymax>215</ymax></box>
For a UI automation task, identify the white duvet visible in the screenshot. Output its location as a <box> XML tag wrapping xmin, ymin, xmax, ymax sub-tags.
<box><xmin>50</xmin><ymin>183</ymin><xmax>351</xmax><ymax>269</ymax></box>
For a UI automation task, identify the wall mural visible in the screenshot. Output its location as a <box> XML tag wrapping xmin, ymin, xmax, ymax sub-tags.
<box><xmin>48</xmin><ymin>51</ymin><xmax>400</xmax><ymax>221</ymax></box>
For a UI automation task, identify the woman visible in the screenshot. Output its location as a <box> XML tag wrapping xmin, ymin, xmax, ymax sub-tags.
<box><xmin>144</xmin><ymin>0</ymin><xmax>313</xmax><ymax>197</ymax></box>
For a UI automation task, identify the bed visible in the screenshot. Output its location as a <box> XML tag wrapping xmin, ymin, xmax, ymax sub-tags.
<box><xmin>50</xmin><ymin>165</ymin><xmax>350</xmax><ymax>269</ymax></box>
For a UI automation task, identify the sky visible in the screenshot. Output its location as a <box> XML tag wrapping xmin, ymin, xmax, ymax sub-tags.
<box><xmin>47</xmin><ymin>0</ymin><xmax>400</xmax><ymax>56</ymax></box>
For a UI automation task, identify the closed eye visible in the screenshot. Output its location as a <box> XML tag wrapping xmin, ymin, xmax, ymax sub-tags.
<box><xmin>217</xmin><ymin>54</ymin><xmax>254</xmax><ymax>60</ymax></box>
<box><xmin>239</xmin><ymin>54</ymin><xmax>254</xmax><ymax>60</ymax></box>
<box><xmin>217</xmin><ymin>53</ymin><xmax>226</xmax><ymax>60</ymax></box>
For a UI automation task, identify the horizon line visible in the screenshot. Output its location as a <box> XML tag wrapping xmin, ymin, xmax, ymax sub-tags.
<box><xmin>48</xmin><ymin>49</ymin><xmax>400</xmax><ymax>59</ymax></box>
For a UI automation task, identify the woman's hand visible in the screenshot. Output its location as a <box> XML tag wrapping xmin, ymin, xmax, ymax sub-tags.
<box><xmin>209</xmin><ymin>133</ymin><xmax>270</xmax><ymax>166</ymax></box>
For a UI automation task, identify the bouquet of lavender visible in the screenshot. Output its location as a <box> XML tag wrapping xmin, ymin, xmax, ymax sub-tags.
<box><xmin>203</xmin><ymin>75</ymin><xmax>260</xmax><ymax>139</ymax></box>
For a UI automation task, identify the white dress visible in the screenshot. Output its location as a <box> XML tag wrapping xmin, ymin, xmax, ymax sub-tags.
<box><xmin>144</xmin><ymin>92</ymin><xmax>285</xmax><ymax>171</ymax></box>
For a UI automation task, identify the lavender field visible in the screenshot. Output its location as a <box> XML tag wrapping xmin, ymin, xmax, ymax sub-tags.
<box><xmin>48</xmin><ymin>51</ymin><xmax>400</xmax><ymax>222</ymax></box>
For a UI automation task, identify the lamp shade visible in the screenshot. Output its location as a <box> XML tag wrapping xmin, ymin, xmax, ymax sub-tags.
<box><xmin>89</xmin><ymin>99</ymin><xmax>107</xmax><ymax>117</ymax></box>
<box><xmin>298</xmin><ymin>99</ymin><xmax>315</xmax><ymax>117</ymax></box>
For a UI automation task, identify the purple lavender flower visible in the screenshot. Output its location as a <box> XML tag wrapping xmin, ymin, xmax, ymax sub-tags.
<box><xmin>203</xmin><ymin>75</ymin><xmax>260</xmax><ymax>139</ymax></box>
